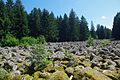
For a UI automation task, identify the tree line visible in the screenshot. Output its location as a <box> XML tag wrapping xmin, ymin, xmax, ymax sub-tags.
<box><xmin>0</xmin><ymin>0</ymin><xmax>112</xmax><ymax>42</ymax></box>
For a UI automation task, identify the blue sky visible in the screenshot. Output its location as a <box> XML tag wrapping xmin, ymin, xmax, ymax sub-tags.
<box><xmin>7</xmin><ymin>0</ymin><xmax>120</xmax><ymax>29</ymax></box>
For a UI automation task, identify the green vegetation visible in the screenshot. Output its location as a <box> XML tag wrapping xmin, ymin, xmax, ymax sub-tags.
<box><xmin>0</xmin><ymin>68</ymin><xmax>12</xmax><ymax>80</ymax></box>
<box><xmin>112</xmin><ymin>12</ymin><xmax>120</xmax><ymax>40</ymax></box>
<box><xmin>100</xmin><ymin>39</ymin><xmax>109</xmax><ymax>46</ymax></box>
<box><xmin>86</xmin><ymin>36</ymin><xmax>95</xmax><ymax>47</ymax></box>
<box><xmin>0</xmin><ymin>0</ymin><xmax>112</xmax><ymax>45</ymax></box>
<box><xmin>20</xmin><ymin>37</ymin><xmax>38</xmax><ymax>47</ymax></box>
<box><xmin>0</xmin><ymin>34</ymin><xmax>19</xmax><ymax>47</ymax></box>
<box><xmin>32</xmin><ymin>45</ymin><xmax>51</xmax><ymax>70</ymax></box>
<box><xmin>0</xmin><ymin>35</ymin><xmax>45</xmax><ymax>47</ymax></box>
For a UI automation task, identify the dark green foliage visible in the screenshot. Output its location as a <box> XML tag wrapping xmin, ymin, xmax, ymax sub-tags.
<box><xmin>20</xmin><ymin>37</ymin><xmax>38</xmax><ymax>46</ymax></box>
<box><xmin>0</xmin><ymin>34</ymin><xmax>19</xmax><ymax>47</ymax></box>
<box><xmin>90</xmin><ymin>21</ymin><xmax>96</xmax><ymax>39</ymax></box>
<box><xmin>47</xmin><ymin>12</ymin><xmax>59</xmax><ymax>41</ymax></box>
<box><xmin>112</xmin><ymin>12</ymin><xmax>120</xmax><ymax>40</ymax></box>
<box><xmin>41</xmin><ymin>9</ymin><xmax>50</xmax><ymax>40</ymax></box>
<box><xmin>69</xmin><ymin>9</ymin><xmax>79</xmax><ymax>41</ymax></box>
<box><xmin>106</xmin><ymin>28</ymin><xmax>111</xmax><ymax>39</ymax></box>
<box><xmin>60</xmin><ymin>14</ymin><xmax>70</xmax><ymax>41</ymax></box>
<box><xmin>79</xmin><ymin>16</ymin><xmax>90</xmax><ymax>41</ymax></box>
<box><xmin>0</xmin><ymin>0</ymin><xmax>113</xmax><ymax>45</ymax></box>
<box><xmin>12</xmin><ymin>0</ymin><xmax>29</xmax><ymax>38</ymax></box>
<box><xmin>96</xmin><ymin>24</ymin><xmax>111</xmax><ymax>39</ymax></box>
<box><xmin>29</xmin><ymin>8</ymin><xmax>42</xmax><ymax>37</ymax></box>
<box><xmin>0</xmin><ymin>0</ymin><xmax>11</xmax><ymax>39</ymax></box>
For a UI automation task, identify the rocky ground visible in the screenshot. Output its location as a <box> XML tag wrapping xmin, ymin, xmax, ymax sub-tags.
<box><xmin>0</xmin><ymin>41</ymin><xmax>120</xmax><ymax>80</ymax></box>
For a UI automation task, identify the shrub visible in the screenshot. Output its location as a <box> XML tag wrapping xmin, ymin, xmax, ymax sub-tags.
<box><xmin>20</xmin><ymin>37</ymin><xmax>38</xmax><ymax>47</ymax></box>
<box><xmin>86</xmin><ymin>36</ymin><xmax>95</xmax><ymax>47</ymax></box>
<box><xmin>32</xmin><ymin>45</ymin><xmax>51</xmax><ymax>70</ymax></box>
<box><xmin>20</xmin><ymin>36</ymin><xmax>46</xmax><ymax>47</ymax></box>
<box><xmin>0</xmin><ymin>68</ymin><xmax>13</xmax><ymax>80</ymax></box>
<box><xmin>100</xmin><ymin>39</ymin><xmax>109</xmax><ymax>46</ymax></box>
<box><xmin>1</xmin><ymin>34</ymin><xmax>19</xmax><ymax>47</ymax></box>
<box><xmin>37</xmin><ymin>35</ymin><xmax>46</xmax><ymax>44</ymax></box>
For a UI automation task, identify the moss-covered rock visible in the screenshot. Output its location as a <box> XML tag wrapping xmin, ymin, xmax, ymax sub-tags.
<box><xmin>103</xmin><ymin>70</ymin><xmax>119</xmax><ymax>80</ymax></box>
<box><xmin>42</xmin><ymin>64</ymin><xmax>55</xmax><ymax>73</ymax></box>
<box><xmin>49</xmin><ymin>71</ymin><xmax>69</xmax><ymax>80</ymax></box>
<box><xmin>82</xmin><ymin>60</ymin><xmax>92</xmax><ymax>67</ymax></box>
<box><xmin>12</xmin><ymin>75</ymin><xmax>24</xmax><ymax>80</ymax></box>
<box><xmin>39</xmin><ymin>72</ymin><xmax>51</xmax><ymax>79</ymax></box>
<box><xmin>73</xmin><ymin>66</ymin><xmax>84</xmax><ymax>80</ymax></box>
<box><xmin>65</xmin><ymin>67</ymin><xmax>74</xmax><ymax>75</ymax></box>
<box><xmin>43</xmin><ymin>63</ymin><xmax>64</xmax><ymax>73</ymax></box>
<box><xmin>33</xmin><ymin>71</ymin><xmax>41</xmax><ymax>80</ymax></box>
<box><xmin>84</xmin><ymin>67</ymin><xmax>112</xmax><ymax>80</ymax></box>
<box><xmin>24</xmin><ymin>74</ymin><xmax>33</xmax><ymax>80</ymax></box>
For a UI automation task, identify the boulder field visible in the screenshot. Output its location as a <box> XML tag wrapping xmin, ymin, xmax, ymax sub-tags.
<box><xmin>0</xmin><ymin>41</ymin><xmax>120</xmax><ymax>80</ymax></box>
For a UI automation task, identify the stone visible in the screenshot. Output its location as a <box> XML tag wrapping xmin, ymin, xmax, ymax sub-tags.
<box><xmin>65</xmin><ymin>67</ymin><xmax>74</xmax><ymax>75</ymax></box>
<box><xmin>49</xmin><ymin>71</ymin><xmax>69</xmax><ymax>80</ymax></box>
<box><xmin>84</xmin><ymin>67</ymin><xmax>112</xmax><ymax>80</ymax></box>
<box><xmin>103</xmin><ymin>70</ymin><xmax>118</xmax><ymax>80</ymax></box>
<box><xmin>50</xmin><ymin>51</ymin><xmax>65</xmax><ymax>60</ymax></box>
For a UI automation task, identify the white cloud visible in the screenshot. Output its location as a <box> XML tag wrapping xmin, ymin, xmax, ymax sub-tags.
<box><xmin>101</xmin><ymin>16</ymin><xmax>107</xmax><ymax>19</ymax></box>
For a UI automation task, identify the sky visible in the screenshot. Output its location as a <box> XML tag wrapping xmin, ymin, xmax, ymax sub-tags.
<box><xmin>8</xmin><ymin>0</ymin><xmax>120</xmax><ymax>29</ymax></box>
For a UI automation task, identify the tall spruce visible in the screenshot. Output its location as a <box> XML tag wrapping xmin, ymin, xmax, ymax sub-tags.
<box><xmin>96</xmin><ymin>24</ymin><xmax>101</xmax><ymax>39</ymax></box>
<box><xmin>48</xmin><ymin>12</ymin><xmax>59</xmax><ymax>41</ymax></box>
<box><xmin>106</xmin><ymin>28</ymin><xmax>111</xmax><ymax>39</ymax></box>
<box><xmin>69</xmin><ymin>9</ymin><xmax>78</xmax><ymax>41</ymax></box>
<box><xmin>60</xmin><ymin>14</ymin><xmax>70</xmax><ymax>41</ymax></box>
<box><xmin>90</xmin><ymin>21</ymin><xmax>96</xmax><ymax>39</ymax></box>
<box><xmin>112</xmin><ymin>12</ymin><xmax>120</xmax><ymax>40</ymax></box>
<box><xmin>29</xmin><ymin>8</ymin><xmax>41</xmax><ymax>37</ymax></box>
<box><xmin>6</xmin><ymin>0</ymin><xmax>14</xmax><ymax>34</ymax></box>
<box><xmin>12</xmin><ymin>0</ymin><xmax>29</xmax><ymax>38</ymax></box>
<box><xmin>57</xmin><ymin>15</ymin><xmax>63</xmax><ymax>41</ymax></box>
<box><xmin>41</xmin><ymin>9</ymin><xmax>50</xmax><ymax>41</ymax></box>
<box><xmin>0</xmin><ymin>0</ymin><xmax>11</xmax><ymax>39</ymax></box>
<box><xmin>79</xmin><ymin>16</ymin><xmax>89</xmax><ymax>41</ymax></box>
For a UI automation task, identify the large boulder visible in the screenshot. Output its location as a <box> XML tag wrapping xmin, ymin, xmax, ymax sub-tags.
<box><xmin>49</xmin><ymin>71</ymin><xmax>69</xmax><ymax>80</ymax></box>
<box><xmin>84</xmin><ymin>67</ymin><xmax>112</xmax><ymax>80</ymax></box>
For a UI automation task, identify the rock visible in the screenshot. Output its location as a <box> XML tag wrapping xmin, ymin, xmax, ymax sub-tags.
<box><xmin>34</xmin><ymin>71</ymin><xmax>41</xmax><ymax>80</ymax></box>
<box><xmin>103</xmin><ymin>70</ymin><xmax>118</xmax><ymax>80</ymax></box>
<box><xmin>50</xmin><ymin>51</ymin><xmax>65</xmax><ymax>60</ymax></box>
<box><xmin>65</xmin><ymin>67</ymin><xmax>74</xmax><ymax>75</ymax></box>
<box><xmin>112</xmin><ymin>48</ymin><xmax>120</xmax><ymax>57</ymax></box>
<box><xmin>12</xmin><ymin>65</ymin><xmax>18</xmax><ymax>71</ymax></box>
<box><xmin>82</xmin><ymin>60</ymin><xmax>92</xmax><ymax>67</ymax></box>
<box><xmin>12</xmin><ymin>70</ymin><xmax>21</xmax><ymax>76</ymax></box>
<box><xmin>24</xmin><ymin>74</ymin><xmax>33</xmax><ymax>80</ymax></box>
<box><xmin>49</xmin><ymin>71</ymin><xmax>69</xmax><ymax>80</ymax></box>
<box><xmin>73</xmin><ymin>66</ymin><xmax>84</xmax><ymax>80</ymax></box>
<box><xmin>84</xmin><ymin>67</ymin><xmax>112</xmax><ymax>80</ymax></box>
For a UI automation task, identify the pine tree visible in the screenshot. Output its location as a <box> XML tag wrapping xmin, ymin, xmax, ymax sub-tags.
<box><xmin>60</xmin><ymin>14</ymin><xmax>70</xmax><ymax>41</ymax></box>
<box><xmin>47</xmin><ymin>12</ymin><xmax>59</xmax><ymax>41</ymax></box>
<box><xmin>12</xmin><ymin>0</ymin><xmax>29</xmax><ymax>38</ymax></box>
<box><xmin>0</xmin><ymin>0</ymin><xmax>11</xmax><ymax>39</ymax></box>
<box><xmin>96</xmin><ymin>24</ymin><xmax>101</xmax><ymax>39</ymax></box>
<box><xmin>69</xmin><ymin>9</ymin><xmax>78</xmax><ymax>41</ymax></box>
<box><xmin>106</xmin><ymin>28</ymin><xmax>111</xmax><ymax>39</ymax></box>
<box><xmin>90</xmin><ymin>21</ymin><xmax>96</xmax><ymax>39</ymax></box>
<box><xmin>6</xmin><ymin>0</ymin><xmax>14</xmax><ymax>34</ymax></box>
<box><xmin>29</xmin><ymin>8</ymin><xmax>41</xmax><ymax>37</ymax></box>
<box><xmin>57</xmin><ymin>15</ymin><xmax>62</xmax><ymax>41</ymax></box>
<box><xmin>112</xmin><ymin>12</ymin><xmax>120</xmax><ymax>40</ymax></box>
<box><xmin>41</xmin><ymin>9</ymin><xmax>50</xmax><ymax>41</ymax></box>
<box><xmin>79</xmin><ymin>16</ymin><xmax>90</xmax><ymax>41</ymax></box>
